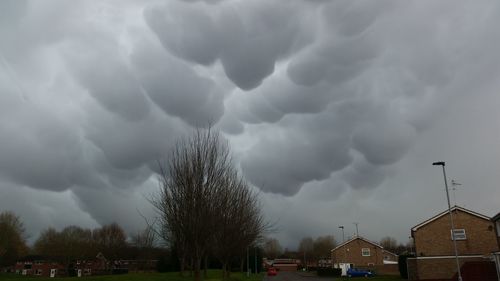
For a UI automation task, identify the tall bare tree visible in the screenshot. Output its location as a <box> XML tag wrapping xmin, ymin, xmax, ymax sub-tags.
<box><xmin>152</xmin><ymin>128</ymin><xmax>235</xmax><ymax>281</ymax></box>
<box><xmin>211</xmin><ymin>173</ymin><xmax>267</xmax><ymax>279</ymax></box>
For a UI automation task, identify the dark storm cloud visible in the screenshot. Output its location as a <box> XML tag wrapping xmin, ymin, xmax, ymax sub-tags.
<box><xmin>1</xmin><ymin>0</ymin><xmax>500</xmax><ymax>246</ymax></box>
<box><xmin>144</xmin><ymin>0</ymin><xmax>314</xmax><ymax>90</ymax></box>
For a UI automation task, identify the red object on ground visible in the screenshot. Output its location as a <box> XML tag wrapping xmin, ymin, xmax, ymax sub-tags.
<box><xmin>267</xmin><ymin>267</ymin><xmax>277</xmax><ymax>276</ymax></box>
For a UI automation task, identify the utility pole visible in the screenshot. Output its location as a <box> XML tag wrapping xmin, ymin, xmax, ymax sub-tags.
<box><xmin>433</xmin><ymin>162</ymin><xmax>462</xmax><ymax>281</ymax></box>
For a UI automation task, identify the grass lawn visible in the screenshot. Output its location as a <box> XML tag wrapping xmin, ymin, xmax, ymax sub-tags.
<box><xmin>0</xmin><ymin>270</ymin><xmax>264</xmax><ymax>281</ymax></box>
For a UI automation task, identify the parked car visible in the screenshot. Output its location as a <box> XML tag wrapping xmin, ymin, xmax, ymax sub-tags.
<box><xmin>347</xmin><ymin>268</ymin><xmax>374</xmax><ymax>277</ymax></box>
<box><xmin>267</xmin><ymin>267</ymin><xmax>277</xmax><ymax>276</ymax></box>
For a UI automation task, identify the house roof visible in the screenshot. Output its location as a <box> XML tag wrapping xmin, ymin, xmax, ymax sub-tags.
<box><xmin>492</xmin><ymin>212</ymin><xmax>500</xmax><ymax>222</ymax></box>
<box><xmin>330</xmin><ymin>236</ymin><xmax>383</xmax><ymax>252</ymax></box>
<box><xmin>382</xmin><ymin>250</ymin><xmax>398</xmax><ymax>256</ymax></box>
<box><xmin>411</xmin><ymin>205</ymin><xmax>491</xmax><ymax>232</ymax></box>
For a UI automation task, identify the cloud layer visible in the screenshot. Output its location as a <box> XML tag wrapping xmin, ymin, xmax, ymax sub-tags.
<box><xmin>1</xmin><ymin>0</ymin><xmax>500</xmax><ymax>246</ymax></box>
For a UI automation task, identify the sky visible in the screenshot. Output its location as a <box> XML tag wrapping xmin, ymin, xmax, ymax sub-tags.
<box><xmin>1</xmin><ymin>0</ymin><xmax>500</xmax><ymax>250</ymax></box>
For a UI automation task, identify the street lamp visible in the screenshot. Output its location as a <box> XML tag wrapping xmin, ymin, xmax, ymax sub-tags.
<box><xmin>339</xmin><ymin>226</ymin><xmax>346</xmax><ymax>273</ymax></box>
<box><xmin>432</xmin><ymin>161</ymin><xmax>462</xmax><ymax>281</ymax></box>
<box><xmin>339</xmin><ymin>226</ymin><xmax>345</xmax><ymax>243</ymax></box>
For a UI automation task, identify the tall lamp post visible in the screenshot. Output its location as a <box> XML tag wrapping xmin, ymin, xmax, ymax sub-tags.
<box><xmin>339</xmin><ymin>226</ymin><xmax>345</xmax><ymax>273</ymax></box>
<box><xmin>432</xmin><ymin>161</ymin><xmax>462</xmax><ymax>281</ymax></box>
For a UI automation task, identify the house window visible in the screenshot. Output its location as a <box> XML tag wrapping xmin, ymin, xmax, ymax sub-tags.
<box><xmin>35</xmin><ymin>269</ymin><xmax>43</xmax><ymax>275</ymax></box>
<box><xmin>451</xmin><ymin>229</ymin><xmax>466</xmax><ymax>240</ymax></box>
<box><xmin>362</xmin><ymin>248</ymin><xmax>370</xmax><ymax>256</ymax></box>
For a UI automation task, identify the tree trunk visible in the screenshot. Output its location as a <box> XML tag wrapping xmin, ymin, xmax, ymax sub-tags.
<box><xmin>221</xmin><ymin>263</ymin><xmax>227</xmax><ymax>280</ymax></box>
<box><xmin>203</xmin><ymin>256</ymin><xmax>208</xmax><ymax>278</ymax></box>
<box><xmin>179</xmin><ymin>256</ymin><xmax>185</xmax><ymax>276</ymax></box>
<box><xmin>194</xmin><ymin>258</ymin><xmax>202</xmax><ymax>281</ymax></box>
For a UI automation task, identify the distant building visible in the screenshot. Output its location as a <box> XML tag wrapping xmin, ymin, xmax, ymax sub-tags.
<box><xmin>13</xmin><ymin>256</ymin><xmax>66</xmax><ymax>278</ymax></box>
<box><xmin>271</xmin><ymin>259</ymin><xmax>298</xmax><ymax>272</ymax></box>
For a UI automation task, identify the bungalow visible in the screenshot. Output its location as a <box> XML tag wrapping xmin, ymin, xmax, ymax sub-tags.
<box><xmin>408</xmin><ymin>206</ymin><xmax>499</xmax><ymax>281</ymax></box>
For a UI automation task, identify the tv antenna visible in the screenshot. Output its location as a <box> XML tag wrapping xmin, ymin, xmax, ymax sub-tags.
<box><xmin>451</xmin><ymin>180</ymin><xmax>462</xmax><ymax>206</ymax></box>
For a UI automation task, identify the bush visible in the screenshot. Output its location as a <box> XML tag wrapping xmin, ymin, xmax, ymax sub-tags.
<box><xmin>317</xmin><ymin>268</ymin><xmax>341</xmax><ymax>277</ymax></box>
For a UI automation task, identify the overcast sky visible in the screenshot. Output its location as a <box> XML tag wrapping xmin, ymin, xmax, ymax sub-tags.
<box><xmin>1</xmin><ymin>0</ymin><xmax>500</xmax><ymax>250</ymax></box>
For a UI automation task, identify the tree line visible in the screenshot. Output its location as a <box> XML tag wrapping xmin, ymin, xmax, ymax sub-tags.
<box><xmin>0</xmin><ymin>212</ymin><xmax>161</xmax><ymax>268</ymax></box>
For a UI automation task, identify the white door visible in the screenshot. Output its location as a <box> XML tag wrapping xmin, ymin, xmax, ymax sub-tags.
<box><xmin>50</xmin><ymin>269</ymin><xmax>56</xmax><ymax>278</ymax></box>
<box><xmin>78</xmin><ymin>269</ymin><xmax>82</xmax><ymax>277</ymax></box>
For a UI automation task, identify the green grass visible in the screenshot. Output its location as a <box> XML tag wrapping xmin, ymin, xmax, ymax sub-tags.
<box><xmin>0</xmin><ymin>270</ymin><xmax>264</xmax><ymax>281</ymax></box>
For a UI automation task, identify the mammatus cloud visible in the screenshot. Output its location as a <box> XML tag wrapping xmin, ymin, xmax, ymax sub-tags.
<box><xmin>1</xmin><ymin>0</ymin><xmax>500</xmax><ymax>246</ymax></box>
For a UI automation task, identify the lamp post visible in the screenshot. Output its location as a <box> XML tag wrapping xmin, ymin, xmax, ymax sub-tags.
<box><xmin>339</xmin><ymin>226</ymin><xmax>345</xmax><ymax>274</ymax></box>
<box><xmin>339</xmin><ymin>226</ymin><xmax>345</xmax><ymax>243</ymax></box>
<box><xmin>432</xmin><ymin>161</ymin><xmax>462</xmax><ymax>281</ymax></box>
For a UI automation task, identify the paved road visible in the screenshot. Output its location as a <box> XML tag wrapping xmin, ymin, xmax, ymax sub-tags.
<box><xmin>263</xmin><ymin>271</ymin><xmax>336</xmax><ymax>281</ymax></box>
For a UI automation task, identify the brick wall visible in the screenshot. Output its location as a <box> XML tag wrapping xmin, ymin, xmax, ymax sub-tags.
<box><xmin>408</xmin><ymin>257</ymin><xmax>495</xmax><ymax>281</ymax></box>
<box><xmin>414</xmin><ymin>209</ymin><xmax>499</xmax><ymax>257</ymax></box>
<box><xmin>331</xmin><ymin>238</ymin><xmax>384</xmax><ymax>267</ymax></box>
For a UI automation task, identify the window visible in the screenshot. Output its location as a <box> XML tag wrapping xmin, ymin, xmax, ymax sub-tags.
<box><xmin>361</xmin><ymin>248</ymin><xmax>370</xmax><ymax>256</ymax></box>
<box><xmin>451</xmin><ymin>229</ymin><xmax>466</xmax><ymax>240</ymax></box>
<box><xmin>35</xmin><ymin>269</ymin><xmax>43</xmax><ymax>275</ymax></box>
<box><xmin>496</xmin><ymin>221</ymin><xmax>500</xmax><ymax>236</ymax></box>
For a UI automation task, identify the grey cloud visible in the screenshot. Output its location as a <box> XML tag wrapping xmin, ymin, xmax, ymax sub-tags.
<box><xmin>64</xmin><ymin>41</ymin><xmax>151</xmax><ymax>122</ymax></box>
<box><xmin>352</xmin><ymin>118</ymin><xmax>416</xmax><ymax>166</ymax></box>
<box><xmin>241</xmin><ymin>125</ymin><xmax>352</xmax><ymax>196</ymax></box>
<box><xmin>1</xmin><ymin>0</ymin><xmax>500</xmax><ymax>248</ymax></box>
<box><xmin>131</xmin><ymin>41</ymin><xmax>225</xmax><ymax>126</ymax></box>
<box><xmin>144</xmin><ymin>0</ymin><xmax>314</xmax><ymax>90</ymax></box>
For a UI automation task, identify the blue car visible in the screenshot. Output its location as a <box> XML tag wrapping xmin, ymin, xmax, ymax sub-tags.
<box><xmin>347</xmin><ymin>268</ymin><xmax>374</xmax><ymax>277</ymax></box>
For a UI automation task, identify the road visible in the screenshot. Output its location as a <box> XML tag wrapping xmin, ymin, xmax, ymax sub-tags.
<box><xmin>263</xmin><ymin>271</ymin><xmax>336</xmax><ymax>281</ymax></box>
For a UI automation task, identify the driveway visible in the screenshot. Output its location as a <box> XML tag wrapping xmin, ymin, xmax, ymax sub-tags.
<box><xmin>263</xmin><ymin>271</ymin><xmax>335</xmax><ymax>281</ymax></box>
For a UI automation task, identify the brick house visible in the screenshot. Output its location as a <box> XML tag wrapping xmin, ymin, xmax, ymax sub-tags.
<box><xmin>14</xmin><ymin>256</ymin><xmax>66</xmax><ymax>277</ymax></box>
<box><xmin>492</xmin><ymin>212</ymin><xmax>500</xmax><ymax>281</ymax></box>
<box><xmin>331</xmin><ymin>236</ymin><xmax>397</xmax><ymax>268</ymax></box>
<box><xmin>408</xmin><ymin>206</ymin><xmax>499</xmax><ymax>281</ymax></box>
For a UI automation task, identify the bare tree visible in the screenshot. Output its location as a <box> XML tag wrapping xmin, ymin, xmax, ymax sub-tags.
<box><xmin>130</xmin><ymin>226</ymin><xmax>156</xmax><ymax>259</ymax></box>
<box><xmin>152</xmin><ymin>128</ymin><xmax>235</xmax><ymax>281</ymax></box>
<box><xmin>211</xmin><ymin>173</ymin><xmax>267</xmax><ymax>279</ymax></box>
<box><xmin>0</xmin><ymin>211</ymin><xmax>28</xmax><ymax>267</ymax></box>
<box><xmin>298</xmin><ymin>237</ymin><xmax>314</xmax><ymax>266</ymax></box>
<box><xmin>312</xmin><ymin>235</ymin><xmax>337</xmax><ymax>260</ymax></box>
<box><xmin>93</xmin><ymin>223</ymin><xmax>127</xmax><ymax>260</ymax></box>
<box><xmin>379</xmin><ymin>236</ymin><xmax>398</xmax><ymax>253</ymax></box>
<box><xmin>263</xmin><ymin>238</ymin><xmax>282</xmax><ymax>259</ymax></box>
